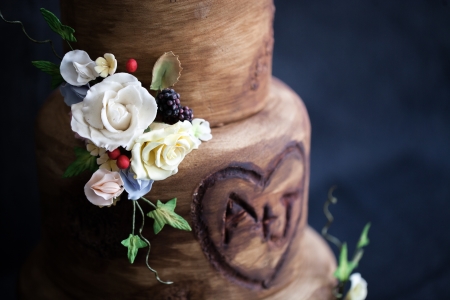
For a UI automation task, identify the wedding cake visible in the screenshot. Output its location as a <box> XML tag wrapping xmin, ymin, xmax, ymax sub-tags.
<box><xmin>19</xmin><ymin>0</ymin><xmax>336</xmax><ymax>299</ymax></box>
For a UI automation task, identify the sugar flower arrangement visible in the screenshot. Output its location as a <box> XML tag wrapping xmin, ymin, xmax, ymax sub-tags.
<box><xmin>1</xmin><ymin>8</ymin><xmax>212</xmax><ymax>284</ymax></box>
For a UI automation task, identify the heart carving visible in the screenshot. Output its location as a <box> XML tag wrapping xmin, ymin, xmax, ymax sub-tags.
<box><xmin>192</xmin><ymin>143</ymin><xmax>307</xmax><ymax>290</ymax></box>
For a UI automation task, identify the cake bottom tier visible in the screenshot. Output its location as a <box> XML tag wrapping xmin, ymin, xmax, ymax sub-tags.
<box><xmin>19</xmin><ymin>227</ymin><xmax>335</xmax><ymax>300</ymax></box>
<box><xmin>20</xmin><ymin>78</ymin><xmax>336</xmax><ymax>299</ymax></box>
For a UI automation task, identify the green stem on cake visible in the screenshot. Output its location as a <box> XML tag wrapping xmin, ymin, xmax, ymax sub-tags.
<box><xmin>321</xmin><ymin>185</ymin><xmax>343</xmax><ymax>250</ymax></box>
<box><xmin>66</xmin><ymin>40</ymin><xmax>73</xmax><ymax>50</ymax></box>
<box><xmin>140</xmin><ymin>197</ymin><xmax>157</xmax><ymax>209</ymax></box>
<box><xmin>132</xmin><ymin>200</ymin><xmax>136</xmax><ymax>235</ymax></box>
<box><xmin>0</xmin><ymin>10</ymin><xmax>62</xmax><ymax>60</ymax></box>
<box><xmin>135</xmin><ymin>201</ymin><xmax>173</xmax><ymax>285</ymax></box>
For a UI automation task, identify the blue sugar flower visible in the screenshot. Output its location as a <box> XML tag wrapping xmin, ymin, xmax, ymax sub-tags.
<box><xmin>120</xmin><ymin>168</ymin><xmax>154</xmax><ymax>200</ymax></box>
<box><xmin>60</xmin><ymin>82</ymin><xmax>89</xmax><ymax>106</ymax></box>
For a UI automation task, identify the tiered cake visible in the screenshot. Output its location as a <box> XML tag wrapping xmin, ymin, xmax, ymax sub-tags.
<box><xmin>19</xmin><ymin>0</ymin><xmax>336</xmax><ymax>299</ymax></box>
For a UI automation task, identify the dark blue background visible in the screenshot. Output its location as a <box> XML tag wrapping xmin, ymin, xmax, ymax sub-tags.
<box><xmin>1</xmin><ymin>0</ymin><xmax>449</xmax><ymax>299</ymax></box>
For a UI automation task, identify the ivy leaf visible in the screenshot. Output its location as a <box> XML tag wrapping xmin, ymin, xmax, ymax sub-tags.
<box><xmin>357</xmin><ymin>222</ymin><xmax>371</xmax><ymax>249</ymax></box>
<box><xmin>147</xmin><ymin>198</ymin><xmax>191</xmax><ymax>234</ymax></box>
<box><xmin>121</xmin><ymin>234</ymin><xmax>148</xmax><ymax>264</ymax></box>
<box><xmin>32</xmin><ymin>60</ymin><xmax>64</xmax><ymax>89</ymax></box>
<box><xmin>150</xmin><ymin>52</ymin><xmax>183</xmax><ymax>91</ymax></box>
<box><xmin>63</xmin><ymin>147</ymin><xmax>98</xmax><ymax>178</ymax></box>
<box><xmin>40</xmin><ymin>8</ymin><xmax>77</xmax><ymax>42</ymax></box>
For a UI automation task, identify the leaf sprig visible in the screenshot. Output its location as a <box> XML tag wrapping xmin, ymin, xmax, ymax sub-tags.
<box><xmin>63</xmin><ymin>147</ymin><xmax>98</xmax><ymax>178</ymax></box>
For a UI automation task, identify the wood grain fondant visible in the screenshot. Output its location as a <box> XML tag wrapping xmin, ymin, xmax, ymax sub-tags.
<box><xmin>19</xmin><ymin>78</ymin><xmax>336</xmax><ymax>299</ymax></box>
<box><xmin>192</xmin><ymin>143</ymin><xmax>306</xmax><ymax>289</ymax></box>
<box><xmin>60</xmin><ymin>0</ymin><xmax>275</xmax><ymax>126</ymax></box>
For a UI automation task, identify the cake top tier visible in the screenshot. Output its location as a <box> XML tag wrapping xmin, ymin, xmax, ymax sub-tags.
<box><xmin>61</xmin><ymin>0</ymin><xmax>274</xmax><ymax>126</ymax></box>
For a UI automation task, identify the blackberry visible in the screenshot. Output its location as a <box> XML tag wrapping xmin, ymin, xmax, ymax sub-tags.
<box><xmin>156</xmin><ymin>88</ymin><xmax>181</xmax><ymax>118</ymax></box>
<box><xmin>179</xmin><ymin>106</ymin><xmax>193</xmax><ymax>123</ymax></box>
<box><xmin>155</xmin><ymin>88</ymin><xmax>194</xmax><ymax>124</ymax></box>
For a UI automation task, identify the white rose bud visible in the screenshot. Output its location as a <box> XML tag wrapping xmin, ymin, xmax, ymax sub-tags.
<box><xmin>344</xmin><ymin>273</ymin><xmax>368</xmax><ymax>300</ymax></box>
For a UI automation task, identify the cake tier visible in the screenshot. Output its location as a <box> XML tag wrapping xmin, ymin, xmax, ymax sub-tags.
<box><xmin>21</xmin><ymin>78</ymin><xmax>336</xmax><ymax>299</ymax></box>
<box><xmin>61</xmin><ymin>0</ymin><xmax>275</xmax><ymax>126</ymax></box>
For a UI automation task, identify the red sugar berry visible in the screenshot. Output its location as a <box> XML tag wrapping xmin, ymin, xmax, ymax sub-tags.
<box><xmin>116</xmin><ymin>155</ymin><xmax>130</xmax><ymax>169</ymax></box>
<box><xmin>107</xmin><ymin>148</ymin><xmax>121</xmax><ymax>160</ymax></box>
<box><xmin>126</xmin><ymin>59</ymin><xmax>138</xmax><ymax>73</ymax></box>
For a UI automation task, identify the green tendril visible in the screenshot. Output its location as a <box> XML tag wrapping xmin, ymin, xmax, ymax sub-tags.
<box><xmin>321</xmin><ymin>185</ymin><xmax>343</xmax><ymax>250</ymax></box>
<box><xmin>140</xmin><ymin>197</ymin><xmax>157</xmax><ymax>209</ymax></box>
<box><xmin>132</xmin><ymin>200</ymin><xmax>136</xmax><ymax>235</ymax></box>
<box><xmin>135</xmin><ymin>201</ymin><xmax>173</xmax><ymax>285</ymax></box>
<box><xmin>66</xmin><ymin>40</ymin><xmax>73</xmax><ymax>51</ymax></box>
<box><xmin>0</xmin><ymin>10</ymin><xmax>62</xmax><ymax>60</ymax></box>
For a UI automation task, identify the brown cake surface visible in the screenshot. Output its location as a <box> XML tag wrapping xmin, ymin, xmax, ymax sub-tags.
<box><xmin>19</xmin><ymin>1</ymin><xmax>336</xmax><ymax>299</ymax></box>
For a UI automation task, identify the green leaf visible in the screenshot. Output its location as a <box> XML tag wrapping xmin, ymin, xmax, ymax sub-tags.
<box><xmin>32</xmin><ymin>60</ymin><xmax>64</xmax><ymax>89</ymax></box>
<box><xmin>334</xmin><ymin>243</ymin><xmax>350</xmax><ymax>281</ymax></box>
<box><xmin>63</xmin><ymin>147</ymin><xmax>98</xmax><ymax>178</ymax></box>
<box><xmin>357</xmin><ymin>222</ymin><xmax>371</xmax><ymax>249</ymax></box>
<box><xmin>121</xmin><ymin>234</ymin><xmax>148</xmax><ymax>264</ymax></box>
<box><xmin>40</xmin><ymin>8</ymin><xmax>77</xmax><ymax>42</ymax></box>
<box><xmin>150</xmin><ymin>52</ymin><xmax>182</xmax><ymax>91</ymax></box>
<box><xmin>147</xmin><ymin>198</ymin><xmax>191</xmax><ymax>234</ymax></box>
<box><xmin>350</xmin><ymin>249</ymin><xmax>364</xmax><ymax>271</ymax></box>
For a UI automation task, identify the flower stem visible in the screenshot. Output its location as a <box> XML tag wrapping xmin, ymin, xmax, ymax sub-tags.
<box><xmin>140</xmin><ymin>197</ymin><xmax>157</xmax><ymax>209</ymax></box>
<box><xmin>135</xmin><ymin>201</ymin><xmax>172</xmax><ymax>285</ymax></box>
<box><xmin>66</xmin><ymin>40</ymin><xmax>73</xmax><ymax>50</ymax></box>
<box><xmin>132</xmin><ymin>200</ymin><xmax>136</xmax><ymax>235</ymax></box>
<box><xmin>0</xmin><ymin>10</ymin><xmax>62</xmax><ymax>60</ymax></box>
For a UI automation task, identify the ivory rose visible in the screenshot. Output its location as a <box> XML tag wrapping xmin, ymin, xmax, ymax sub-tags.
<box><xmin>71</xmin><ymin>73</ymin><xmax>157</xmax><ymax>151</ymax></box>
<box><xmin>131</xmin><ymin>121</ymin><xmax>200</xmax><ymax>181</ymax></box>
<box><xmin>60</xmin><ymin>50</ymin><xmax>98</xmax><ymax>86</ymax></box>
<box><xmin>84</xmin><ymin>169</ymin><xmax>124</xmax><ymax>207</ymax></box>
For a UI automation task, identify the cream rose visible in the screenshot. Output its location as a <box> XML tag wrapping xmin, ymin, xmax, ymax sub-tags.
<box><xmin>71</xmin><ymin>73</ymin><xmax>157</xmax><ymax>151</ymax></box>
<box><xmin>131</xmin><ymin>121</ymin><xmax>200</xmax><ymax>181</ymax></box>
<box><xmin>84</xmin><ymin>169</ymin><xmax>124</xmax><ymax>207</ymax></box>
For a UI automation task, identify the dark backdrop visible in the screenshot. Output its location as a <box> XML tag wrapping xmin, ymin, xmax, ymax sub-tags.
<box><xmin>1</xmin><ymin>1</ymin><xmax>449</xmax><ymax>299</ymax></box>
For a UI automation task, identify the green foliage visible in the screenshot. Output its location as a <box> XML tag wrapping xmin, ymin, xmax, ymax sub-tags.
<box><xmin>334</xmin><ymin>223</ymin><xmax>371</xmax><ymax>282</ymax></box>
<box><xmin>150</xmin><ymin>52</ymin><xmax>182</xmax><ymax>91</ymax></box>
<box><xmin>40</xmin><ymin>8</ymin><xmax>77</xmax><ymax>42</ymax></box>
<box><xmin>63</xmin><ymin>147</ymin><xmax>98</xmax><ymax>178</ymax></box>
<box><xmin>357</xmin><ymin>222</ymin><xmax>371</xmax><ymax>249</ymax></box>
<box><xmin>147</xmin><ymin>198</ymin><xmax>191</xmax><ymax>234</ymax></box>
<box><xmin>31</xmin><ymin>60</ymin><xmax>64</xmax><ymax>89</ymax></box>
<box><xmin>121</xmin><ymin>234</ymin><xmax>148</xmax><ymax>264</ymax></box>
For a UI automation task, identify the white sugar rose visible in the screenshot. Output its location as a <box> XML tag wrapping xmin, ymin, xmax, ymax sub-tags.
<box><xmin>131</xmin><ymin>121</ymin><xmax>200</xmax><ymax>181</ymax></box>
<box><xmin>71</xmin><ymin>73</ymin><xmax>157</xmax><ymax>151</ymax></box>
<box><xmin>344</xmin><ymin>273</ymin><xmax>368</xmax><ymax>300</ymax></box>
<box><xmin>60</xmin><ymin>50</ymin><xmax>99</xmax><ymax>86</ymax></box>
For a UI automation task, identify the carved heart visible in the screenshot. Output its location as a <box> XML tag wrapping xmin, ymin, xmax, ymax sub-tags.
<box><xmin>192</xmin><ymin>143</ymin><xmax>306</xmax><ymax>290</ymax></box>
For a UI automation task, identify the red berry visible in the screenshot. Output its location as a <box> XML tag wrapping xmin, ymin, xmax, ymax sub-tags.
<box><xmin>107</xmin><ymin>148</ymin><xmax>121</xmax><ymax>160</ymax></box>
<box><xmin>126</xmin><ymin>59</ymin><xmax>138</xmax><ymax>73</ymax></box>
<box><xmin>116</xmin><ymin>155</ymin><xmax>130</xmax><ymax>169</ymax></box>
